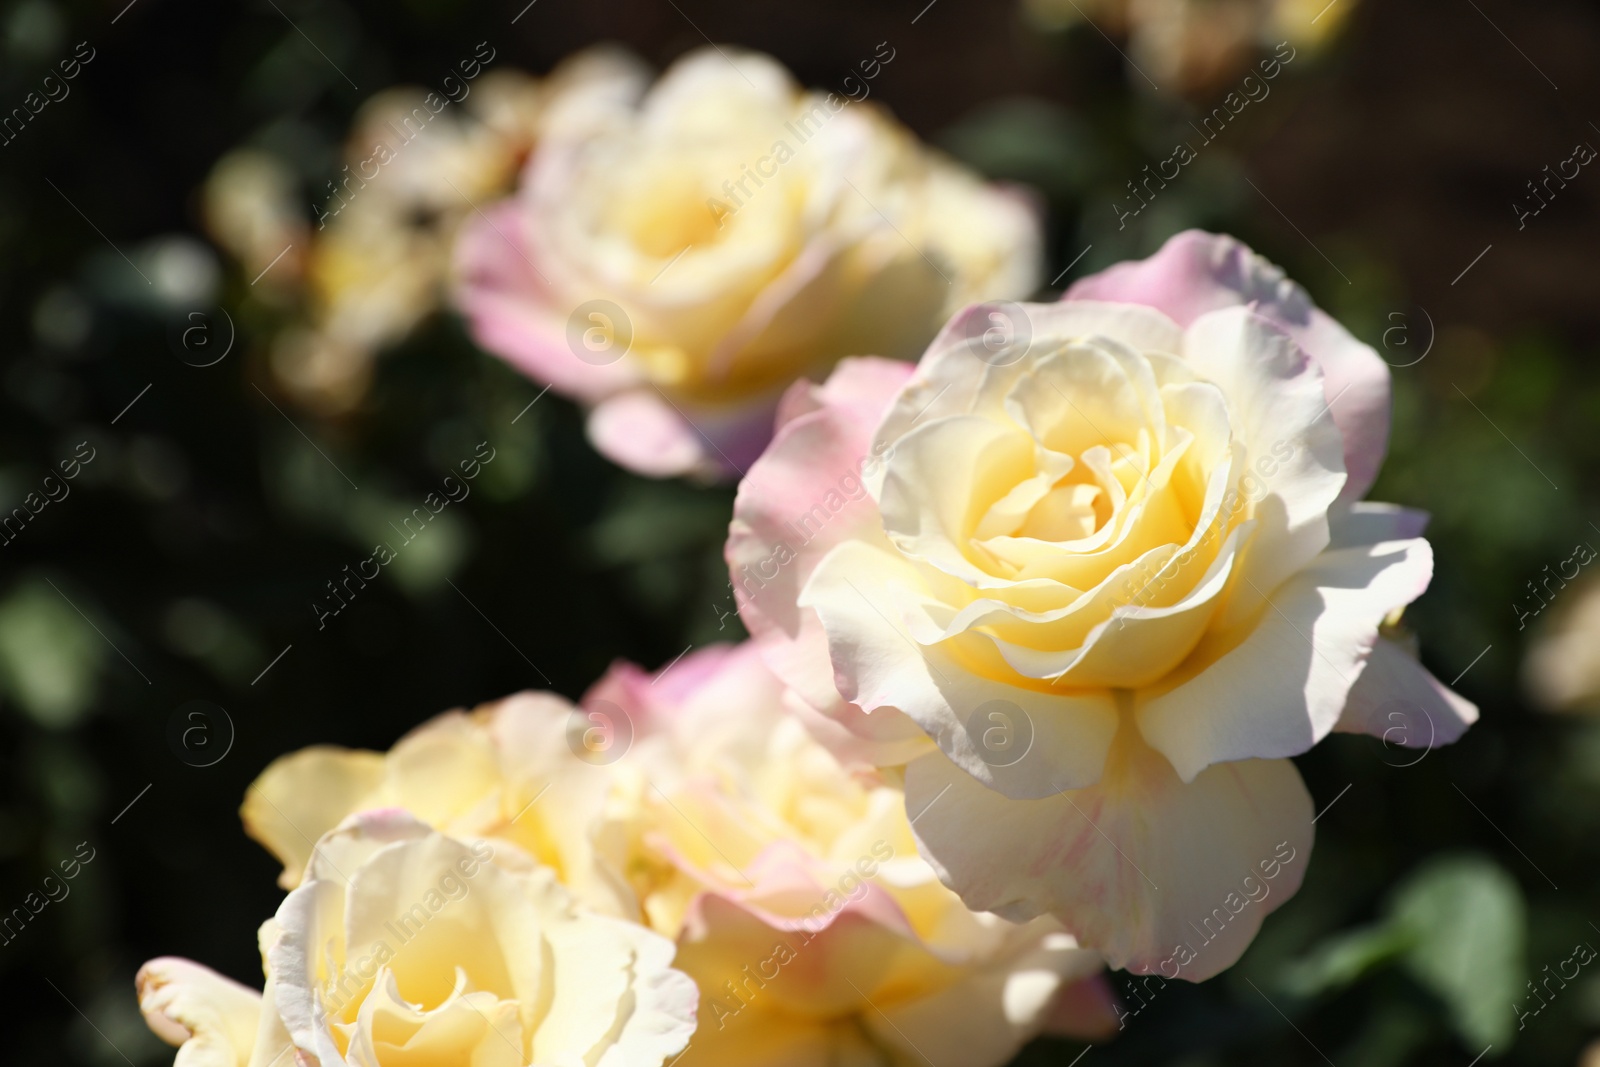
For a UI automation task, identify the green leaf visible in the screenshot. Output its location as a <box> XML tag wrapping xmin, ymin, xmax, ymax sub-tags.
<box><xmin>1278</xmin><ymin>852</ymin><xmax>1527</xmax><ymax>1053</ymax></box>
<box><xmin>1281</xmin><ymin>922</ymin><xmax>1414</xmax><ymax>998</ymax></box>
<box><xmin>939</xmin><ymin>99</ymin><xmax>1096</xmax><ymax>198</ymax></box>
<box><xmin>0</xmin><ymin>577</ymin><xmax>106</xmax><ymax>727</ymax></box>
<box><xmin>1388</xmin><ymin>853</ymin><xmax>1527</xmax><ymax>1050</ymax></box>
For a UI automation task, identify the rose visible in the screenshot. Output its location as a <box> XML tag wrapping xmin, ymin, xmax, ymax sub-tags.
<box><xmin>1021</xmin><ymin>0</ymin><xmax>1337</xmax><ymax>94</ymax></box>
<box><xmin>727</xmin><ymin>230</ymin><xmax>1479</xmax><ymax>978</ymax></box>
<box><xmin>241</xmin><ymin>690</ymin><xmax>632</xmax><ymax>916</ymax></box>
<box><xmin>137</xmin><ymin>812</ymin><xmax>698</xmax><ymax>1067</ymax></box>
<box><xmin>453</xmin><ymin>46</ymin><xmax>1040</xmax><ymax>480</ymax></box>
<box><xmin>583</xmin><ymin>642</ymin><xmax>1119</xmax><ymax>1066</ymax></box>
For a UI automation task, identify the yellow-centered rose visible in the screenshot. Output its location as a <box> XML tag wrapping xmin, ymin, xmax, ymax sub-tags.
<box><xmin>454</xmin><ymin>46</ymin><xmax>1040</xmax><ymax>479</ymax></box>
<box><xmin>138</xmin><ymin>812</ymin><xmax>697</xmax><ymax>1067</ymax></box>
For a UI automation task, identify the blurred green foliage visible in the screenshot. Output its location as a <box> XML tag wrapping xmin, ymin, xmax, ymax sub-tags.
<box><xmin>1286</xmin><ymin>854</ymin><xmax>1528</xmax><ymax>1049</ymax></box>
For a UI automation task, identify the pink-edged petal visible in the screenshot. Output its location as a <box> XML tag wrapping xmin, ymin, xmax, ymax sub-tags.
<box><xmin>674</xmin><ymin>839</ymin><xmax>917</xmax><ymax>940</ymax></box>
<box><xmin>675</xmin><ymin>891</ymin><xmax>950</xmax><ymax>1027</ymax></box>
<box><xmin>772</xmin><ymin>355</ymin><xmax>920</xmax><ymax>434</ymax></box>
<box><xmin>728</xmin><ymin>357</ymin><xmax>914</xmax><ymax>717</ymax></box>
<box><xmin>904</xmin><ymin>729</ymin><xmax>1313</xmax><ymax>981</ymax></box>
<box><xmin>588</xmin><ymin>389</ymin><xmax>711</xmax><ymax>479</ymax></box>
<box><xmin>584</xmin><ymin>643</ymin><xmax>747</xmax><ymax>724</ymax></box>
<box><xmin>1138</xmin><ymin>532</ymin><xmax>1434</xmax><ymax>783</ymax></box>
<box><xmin>1334</xmin><ymin>637</ymin><xmax>1479</xmax><ymax>748</ymax></box>
<box><xmin>1326</xmin><ymin>500</ymin><xmax>1430</xmax><ymax>546</ymax></box>
<box><xmin>136</xmin><ymin>958</ymin><xmax>264</xmax><ymax>1067</ymax></box>
<box><xmin>453</xmin><ymin>201</ymin><xmax>638</xmax><ymax>403</ymax></box>
<box><xmin>1295</xmin><ymin>308</ymin><xmax>1391</xmax><ymax>503</ymax></box>
<box><xmin>777</xmin><ymin>682</ymin><xmax>933</xmax><ymax>772</ymax></box>
<box><xmin>1066</xmin><ymin>229</ymin><xmax>1390</xmax><ymax>501</ymax></box>
<box><xmin>1180</xmin><ymin>306</ymin><xmax>1347</xmax><ymax>629</ymax></box>
<box><xmin>589</xmin><ymin>385</ymin><xmax>785</xmax><ymax>481</ymax></box>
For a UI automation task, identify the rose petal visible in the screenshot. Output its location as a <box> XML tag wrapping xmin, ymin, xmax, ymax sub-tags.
<box><xmin>539</xmin><ymin>913</ymin><xmax>699</xmax><ymax>1067</ymax></box>
<box><xmin>1180</xmin><ymin>306</ymin><xmax>1347</xmax><ymax>629</ymax></box>
<box><xmin>452</xmin><ymin>201</ymin><xmax>639</xmax><ymax>403</ymax></box>
<box><xmin>242</xmin><ymin>746</ymin><xmax>386</xmax><ymax>889</ymax></box>
<box><xmin>1066</xmin><ymin>230</ymin><xmax>1390</xmax><ymax>501</ymax></box>
<box><xmin>728</xmin><ymin>357</ymin><xmax>915</xmax><ymax>727</ymax></box>
<box><xmin>904</xmin><ymin>728</ymin><xmax>1313</xmax><ymax>981</ymax></box>
<box><xmin>1137</xmin><ymin>531</ymin><xmax>1434</xmax><ymax>782</ymax></box>
<box><xmin>870</xmin><ymin>301</ymin><xmax>1186</xmax><ymax>486</ymax></box>
<box><xmin>135</xmin><ymin>958</ymin><xmax>266</xmax><ymax>1067</ymax></box>
<box><xmin>865</xmin><ymin>925</ymin><xmax>1104</xmax><ymax>1067</ymax></box>
<box><xmin>1334</xmin><ymin>637</ymin><xmax>1479</xmax><ymax>748</ymax></box>
<box><xmin>673</xmin><ymin>892</ymin><xmax>956</xmax><ymax>1045</ymax></box>
<box><xmin>802</xmin><ymin>538</ymin><xmax>1120</xmax><ymax>798</ymax></box>
<box><xmin>588</xmin><ymin>389</ymin><xmax>716</xmax><ymax>479</ymax></box>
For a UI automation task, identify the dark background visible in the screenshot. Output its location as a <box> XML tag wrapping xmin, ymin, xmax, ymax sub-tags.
<box><xmin>3</xmin><ymin>0</ymin><xmax>1600</xmax><ymax>1064</ymax></box>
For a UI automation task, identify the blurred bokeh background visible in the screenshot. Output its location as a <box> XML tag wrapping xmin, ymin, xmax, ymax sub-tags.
<box><xmin>4</xmin><ymin>0</ymin><xmax>1600</xmax><ymax>1063</ymax></box>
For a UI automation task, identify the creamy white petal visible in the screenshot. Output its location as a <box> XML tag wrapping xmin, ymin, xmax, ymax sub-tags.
<box><xmin>803</xmin><ymin>539</ymin><xmax>1119</xmax><ymax>796</ymax></box>
<box><xmin>136</xmin><ymin>958</ymin><xmax>264</xmax><ymax>1067</ymax></box>
<box><xmin>1180</xmin><ymin>307</ymin><xmax>1346</xmax><ymax>630</ymax></box>
<box><xmin>904</xmin><ymin>731</ymin><xmax>1313</xmax><ymax>981</ymax></box>
<box><xmin>1138</xmin><ymin>535</ymin><xmax>1434</xmax><ymax>782</ymax></box>
<box><xmin>1335</xmin><ymin>637</ymin><xmax>1478</xmax><ymax>749</ymax></box>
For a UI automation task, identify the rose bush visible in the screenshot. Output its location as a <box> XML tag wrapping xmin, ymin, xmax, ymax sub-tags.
<box><xmin>727</xmin><ymin>230</ymin><xmax>1479</xmax><ymax>978</ymax></box>
<box><xmin>454</xmin><ymin>46</ymin><xmax>1039</xmax><ymax>480</ymax></box>
<box><xmin>137</xmin><ymin>812</ymin><xmax>697</xmax><ymax>1067</ymax></box>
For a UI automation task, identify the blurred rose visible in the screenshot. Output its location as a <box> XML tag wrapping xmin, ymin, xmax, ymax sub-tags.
<box><xmin>138</xmin><ymin>812</ymin><xmax>697</xmax><ymax>1067</ymax></box>
<box><xmin>203</xmin><ymin>150</ymin><xmax>309</xmax><ymax>296</ymax></box>
<box><xmin>585</xmin><ymin>642</ymin><xmax>1118</xmax><ymax>1066</ymax></box>
<box><xmin>1023</xmin><ymin>0</ymin><xmax>1352</xmax><ymax>93</ymax></box>
<box><xmin>454</xmin><ymin>46</ymin><xmax>1040</xmax><ymax>480</ymax></box>
<box><xmin>1523</xmin><ymin>572</ymin><xmax>1600</xmax><ymax>713</ymax></box>
<box><xmin>727</xmin><ymin>230</ymin><xmax>1477</xmax><ymax>978</ymax></box>
<box><xmin>203</xmin><ymin>51</ymin><xmax>633</xmax><ymax>413</ymax></box>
